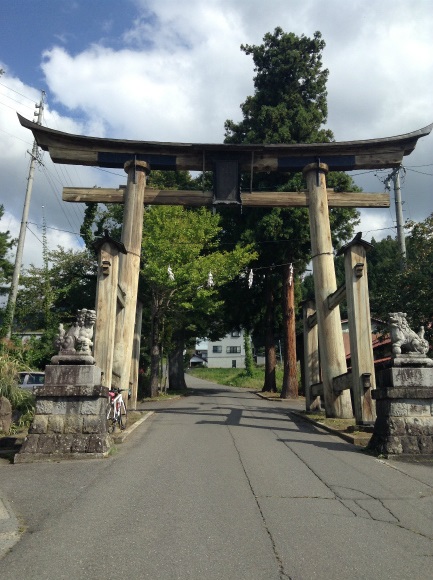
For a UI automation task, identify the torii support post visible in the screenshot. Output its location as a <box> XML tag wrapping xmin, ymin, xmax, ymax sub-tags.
<box><xmin>303</xmin><ymin>162</ymin><xmax>353</xmax><ymax>418</ymax></box>
<box><xmin>112</xmin><ymin>160</ymin><xmax>149</xmax><ymax>402</ymax></box>
<box><xmin>129</xmin><ymin>300</ymin><xmax>143</xmax><ymax>410</ymax></box>
<box><xmin>341</xmin><ymin>236</ymin><xmax>376</xmax><ymax>424</ymax></box>
<box><xmin>93</xmin><ymin>236</ymin><xmax>126</xmax><ymax>388</ymax></box>
<box><xmin>94</xmin><ymin>245</ymin><xmax>118</xmax><ymax>388</ymax></box>
<box><xmin>302</xmin><ymin>300</ymin><xmax>321</xmax><ymax>412</ymax></box>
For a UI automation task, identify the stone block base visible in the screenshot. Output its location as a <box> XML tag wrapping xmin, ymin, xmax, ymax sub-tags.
<box><xmin>15</xmin><ymin>365</ymin><xmax>113</xmax><ymax>462</ymax></box>
<box><xmin>368</xmin><ymin>374</ymin><xmax>433</xmax><ymax>456</ymax></box>
<box><xmin>15</xmin><ymin>433</ymin><xmax>112</xmax><ymax>462</ymax></box>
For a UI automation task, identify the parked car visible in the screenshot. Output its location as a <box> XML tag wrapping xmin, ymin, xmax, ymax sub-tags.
<box><xmin>18</xmin><ymin>371</ymin><xmax>45</xmax><ymax>390</ymax></box>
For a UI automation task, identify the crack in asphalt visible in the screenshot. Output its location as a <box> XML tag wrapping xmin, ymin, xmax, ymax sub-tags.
<box><xmin>275</xmin><ymin>432</ymin><xmax>433</xmax><ymax>542</ymax></box>
<box><xmin>227</xmin><ymin>425</ymin><xmax>292</xmax><ymax>580</ymax></box>
<box><xmin>204</xmin><ymin>391</ymin><xmax>433</xmax><ymax>560</ymax></box>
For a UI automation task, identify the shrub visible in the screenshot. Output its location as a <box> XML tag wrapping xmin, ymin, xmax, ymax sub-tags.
<box><xmin>0</xmin><ymin>342</ymin><xmax>35</xmax><ymax>431</ymax></box>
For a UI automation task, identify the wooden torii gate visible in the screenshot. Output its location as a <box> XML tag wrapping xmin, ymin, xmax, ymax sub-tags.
<box><xmin>18</xmin><ymin>114</ymin><xmax>432</xmax><ymax>417</ymax></box>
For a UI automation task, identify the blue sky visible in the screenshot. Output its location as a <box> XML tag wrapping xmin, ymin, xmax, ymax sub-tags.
<box><xmin>2</xmin><ymin>2</ymin><xmax>134</xmax><ymax>79</ymax></box>
<box><xmin>0</xmin><ymin>0</ymin><xmax>432</xmax><ymax>268</ymax></box>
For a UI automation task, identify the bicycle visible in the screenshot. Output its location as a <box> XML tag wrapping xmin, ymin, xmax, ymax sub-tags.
<box><xmin>106</xmin><ymin>388</ymin><xmax>127</xmax><ymax>433</ymax></box>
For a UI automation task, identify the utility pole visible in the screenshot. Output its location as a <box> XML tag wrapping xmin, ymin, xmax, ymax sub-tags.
<box><xmin>386</xmin><ymin>166</ymin><xmax>407</xmax><ymax>265</ymax></box>
<box><xmin>4</xmin><ymin>92</ymin><xmax>45</xmax><ymax>339</ymax></box>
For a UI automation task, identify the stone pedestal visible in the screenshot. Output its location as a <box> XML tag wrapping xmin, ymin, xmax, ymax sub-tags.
<box><xmin>368</xmin><ymin>366</ymin><xmax>433</xmax><ymax>456</ymax></box>
<box><xmin>15</xmin><ymin>364</ymin><xmax>112</xmax><ymax>463</ymax></box>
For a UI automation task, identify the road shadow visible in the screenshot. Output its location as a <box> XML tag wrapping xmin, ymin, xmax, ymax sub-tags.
<box><xmin>144</xmin><ymin>382</ymin><xmax>363</xmax><ymax>454</ymax></box>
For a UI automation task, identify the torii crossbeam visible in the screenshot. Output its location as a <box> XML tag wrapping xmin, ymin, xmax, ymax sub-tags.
<box><xmin>19</xmin><ymin>113</ymin><xmax>432</xmax><ymax>417</ymax></box>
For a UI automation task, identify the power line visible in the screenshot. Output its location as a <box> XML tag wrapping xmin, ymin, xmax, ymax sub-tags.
<box><xmin>27</xmin><ymin>221</ymin><xmax>80</xmax><ymax>236</ymax></box>
<box><xmin>0</xmin><ymin>91</ymin><xmax>34</xmax><ymax>110</ymax></box>
<box><xmin>0</xmin><ymin>80</ymin><xmax>37</xmax><ymax>103</ymax></box>
<box><xmin>405</xmin><ymin>163</ymin><xmax>433</xmax><ymax>168</ymax></box>
<box><xmin>0</xmin><ymin>126</ymin><xmax>33</xmax><ymax>145</ymax></box>
<box><xmin>406</xmin><ymin>167</ymin><xmax>433</xmax><ymax>177</ymax></box>
<box><xmin>0</xmin><ymin>99</ymin><xmax>22</xmax><ymax>113</ymax></box>
<box><xmin>40</xmin><ymin>164</ymin><xmax>83</xmax><ymax>240</ymax></box>
<box><xmin>26</xmin><ymin>225</ymin><xmax>42</xmax><ymax>245</ymax></box>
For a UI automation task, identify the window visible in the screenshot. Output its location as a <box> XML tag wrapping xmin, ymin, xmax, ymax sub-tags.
<box><xmin>226</xmin><ymin>346</ymin><xmax>241</xmax><ymax>354</ymax></box>
<box><xmin>212</xmin><ymin>345</ymin><xmax>222</xmax><ymax>353</ymax></box>
<box><xmin>231</xmin><ymin>331</ymin><xmax>241</xmax><ymax>337</ymax></box>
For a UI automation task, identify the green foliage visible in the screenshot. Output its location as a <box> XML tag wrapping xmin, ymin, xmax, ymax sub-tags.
<box><xmin>14</xmin><ymin>247</ymin><xmax>97</xmax><ymax>332</ymax></box>
<box><xmin>220</xmin><ymin>28</ymin><xmax>360</xmax><ymax>345</ymax></box>
<box><xmin>0</xmin><ymin>204</ymin><xmax>15</xmax><ymax>295</ymax></box>
<box><xmin>141</xmin><ymin>205</ymin><xmax>256</xmax><ymax>329</ymax></box>
<box><xmin>80</xmin><ymin>203</ymin><xmax>98</xmax><ymax>248</ymax></box>
<box><xmin>147</xmin><ymin>170</ymin><xmax>199</xmax><ymax>190</ymax></box>
<box><xmin>0</xmin><ymin>343</ymin><xmax>35</xmax><ymax>430</ymax></box>
<box><xmin>7</xmin><ymin>247</ymin><xmax>97</xmax><ymax>366</ymax></box>
<box><xmin>188</xmin><ymin>366</ymin><xmax>284</xmax><ymax>391</ymax></box>
<box><xmin>225</xmin><ymin>28</ymin><xmax>333</xmax><ymax>144</ymax></box>
<box><xmin>367</xmin><ymin>214</ymin><xmax>433</xmax><ymax>346</ymax></box>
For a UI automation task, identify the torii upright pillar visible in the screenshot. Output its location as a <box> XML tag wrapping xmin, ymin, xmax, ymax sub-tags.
<box><xmin>303</xmin><ymin>163</ymin><xmax>353</xmax><ymax>418</ymax></box>
<box><xmin>112</xmin><ymin>160</ymin><xmax>149</xmax><ymax>400</ymax></box>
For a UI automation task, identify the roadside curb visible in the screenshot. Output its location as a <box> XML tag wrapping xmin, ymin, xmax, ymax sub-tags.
<box><xmin>111</xmin><ymin>411</ymin><xmax>154</xmax><ymax>444</ymax></box>
<box><xmin>254</xmin><ymin>391</ymin><xmax>371</xmax><ymax>446</ymax></box>
<box><xmin>289</xmin><ymin>410</ymin><xmax>372</xmax><ymax>447</ymax></box>
<box><xmin>0</xmin><ymin>410</ymin><xmax>155</xmax><ymax>559</ymax></box>
<box><xmin>255</xmin><ymin>392</ymin><xmax>306</xmax><ymax>403</ymax></box>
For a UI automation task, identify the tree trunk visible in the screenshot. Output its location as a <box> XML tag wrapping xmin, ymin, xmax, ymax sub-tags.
<box><xmin>149</xmin><ymin>308</ymin><xmax>160</xmax><ymax>398</ymax></box>
<box><xmin>263</xmin><ymin>273</ymin><xmax>277</xmax><ymax>392</ymax></box>
<box><xmin>168</xmin><ymin>328</ymin><xmax>187</xmax><ymax>390</ymax></box>
<box><xmin>281</xmin><ymin>264</ymin><xmax>298</xmax><ymax>399</ymax></box>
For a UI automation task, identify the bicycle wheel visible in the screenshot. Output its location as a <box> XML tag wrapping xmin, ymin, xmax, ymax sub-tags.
<box><xmin>106</xmin><ymin>405</ymin><xmax>115</xmax><ymax>434</ymax></box>
<box><xmin>118</xmin><ymin>404</ymin><xmax>127</xmax><ymax>430</ymax></box>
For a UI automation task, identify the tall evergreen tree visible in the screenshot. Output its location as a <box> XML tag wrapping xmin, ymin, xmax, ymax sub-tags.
<box><xmin>223</xmin><ymin>28</ymin><xmax>359</xmax><ymax>394</ymax></box>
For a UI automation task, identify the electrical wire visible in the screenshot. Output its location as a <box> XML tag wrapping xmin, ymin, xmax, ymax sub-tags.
<box><xmin>0</xmin><ymin>91</ymin><xmax>34</xmax><ymax>110</ymax></box>
<box><xmin>0</xmin><ymin>126</ymin><xmax>32</xmax><ymax>145</ymax></box>
<box><xmin>27</xmin><ymin>221</ymin><xmax>80</xmax><ymax>236</ymax></box>
<box><xmin>26</xmin><ymin>225</ymin><xmax>42</xmax><ymax>245</ymax></box>
<box><xmin>406</xmin><ymin>167</ymin><xmax>433</xmax><ymax>177</ymax></box>
<box><xmin>39</xmin><ymin>164</ymin><xmax>83</xmax><ymax>241</ymax></box>
<box><xmin>0</xmin><ymin>80</ymin><xmax>36</xmax><ymax>103</ymax></box>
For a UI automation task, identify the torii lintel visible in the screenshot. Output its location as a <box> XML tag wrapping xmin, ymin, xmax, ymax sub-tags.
<box><xmin>18</xmin><ymin>114</ymin><xmax>432</xmax><ymax>207</ymax></box>
<box><xmin>18</xmin><ymin>113</ymin><xmax>432</xmax><ymax>172</ymax></box>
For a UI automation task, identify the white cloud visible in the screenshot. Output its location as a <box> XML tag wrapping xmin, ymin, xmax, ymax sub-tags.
<box><xmin>1</xmin><ymin>0</ymin><xmax>432</xmax><ymax>261</ymax></box>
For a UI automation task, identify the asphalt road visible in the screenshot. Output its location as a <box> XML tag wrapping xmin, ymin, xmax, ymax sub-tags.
<box><xmin>0</xmin><ymin>375</ymin><xmax>432</xmax><ymax>580</ymax></box>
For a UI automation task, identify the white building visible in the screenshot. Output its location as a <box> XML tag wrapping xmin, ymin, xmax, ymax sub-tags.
<box><xmin>207</xmin><ymin>330</ymin><xmax>246</xmax><ymax>368</ymax></box>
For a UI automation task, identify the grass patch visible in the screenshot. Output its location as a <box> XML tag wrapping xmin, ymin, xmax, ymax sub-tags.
<box><xmin>188</xmin><ymin>366</ymin><xmax>284</xmax><ymax>391</ymax></box>
<box><xmin>298</xmin><ymin>410</ymin><xmax>359</xmax><ymax>432</ymax></box>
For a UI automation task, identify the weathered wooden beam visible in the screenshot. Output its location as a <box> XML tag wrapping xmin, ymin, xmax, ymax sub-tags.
<box><xmin>112</xmin><ymin>161</ymin><xmax>148</xmax><ymax>400</ymax></box>
<box><xmin>117</xmin><ymin>284</ymin><xmax>126</xmax><ymax>309</ymax></box>
<box><xmin>343</xmin><ymin>237</ymin><xmax>376</xmax><ymax>424</ymax></box>
<box><xmin>303</xmin><ymin>300</ymin><xmax>321</xmax><ymax>412</ymax></box>
<box><xmin>19</xmin><ymin>113</ymin><xmax>433</xmax><ymax>172</ymax></box>
<box><xmin>311</xmin><ymin>382</ymin><xmax>324</xmax><ymax>398</ymax></box>
<box><xmin>307</xmin><ymin>311</ymin><xmax>317</xmax><ymax>329</ymax></box>
<box><xmin>305</xmin><ymin>162</ymin><xmax>352</xmax><ymax>418</ymax></box>
<box><xmin>332</xmin><ymin>372</ymin><xmax>352</xmax><ymax>393</ymax></box>
<box><xmin>306</xmin><ymin>283</ymin><xmax>346</xmax><ymax>327</ymax></box>
<box><xmin>241</xmin><ymin>191</ymin><xmax>389</xmax><ymax>208</ymax></box>
<box><xmin>63</xmin><ymin>187</ymin><xmax>390</xmax><ymax>208</ymax></box>
<box><xmin>327</xmin><ymin>284</ymin><xmax>346</xmax><ymax>311</ymax></box>
<box><xmin>63</xmin><ymin>187</ymin><xmax>214</xmax><ymax>206</ymax></box>
<box><xmin>93</xmin><ymin>241</ymin><xmax>121</xmax><ymax>388</ymax></box>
